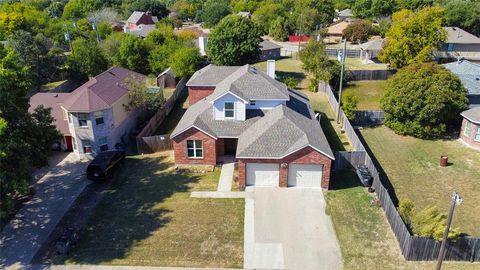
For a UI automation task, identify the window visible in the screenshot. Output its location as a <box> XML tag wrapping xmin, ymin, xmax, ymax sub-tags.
<box><xmin>81</xmin><ymin>139</ymin><xmax>92</xmax><ymax>153</ymax></box>
<box><xmin>475</xmin><ymin>127</ymin><xmax>480</xmax><ymax>142</ymax></box>
<box><xmin>98</xmin><ymin>137</ymin><xmax>108</xmax><ymax>152</ymax></box>
<box><xmin>186</xmin><ymin>140</ymin><xmax>203</xmax><ymax>158</ymax></box>
<box><xmin>249</xmin><ymin>100</ymin><xmax>256</xmax><ymax>106</ymax></box>
<box><xmin>447</xmin><ymin>43</ymin><xmax>454</xmax><ymax>52</ymax></box>
<box><xmin>464</xmin><ymin>121</ymin><xmax>472</xmax><ymax>137</ymax></box>
<box><xmin>224</xmin><ymin>102</ymin><xmax>234</xmax><ymax>118</ymax></box>
<box><xmin>94</xmin><ymin>111</ymin><xmax>104</xmax><ymax>125</ymax></box>
<box><xmin>77</xmin><ymin>113</ymin><xmax>89</xmax><ymax>127</ymax></box>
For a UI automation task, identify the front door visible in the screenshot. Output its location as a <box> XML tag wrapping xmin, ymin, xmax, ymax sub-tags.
<box><xmin>224</xmin><ymin>138</ymin><xmax>238</xmax><ymax>155</ymax></box>
<box><xmin>65</xmin><ymin>136</ymin><xmax>73</xmax><ymax>151</ymax></box>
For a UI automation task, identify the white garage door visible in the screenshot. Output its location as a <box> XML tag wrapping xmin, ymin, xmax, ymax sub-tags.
<box><xmin>288</xmin><ymin>164</ymin><xmax>323</xmax><ymax>187</ymax></box>
<box><xmin>246</xmin><ymin>163</ymin><xmax>280</xmax><ymax>187</ymax></box>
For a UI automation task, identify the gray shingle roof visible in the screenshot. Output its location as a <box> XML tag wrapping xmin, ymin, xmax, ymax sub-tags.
<box><xmin>186</xmin><ymin>65</ymin><xmax>242</xmax><ymax>86</ymax></box>
<box><xmin>127</xmin><ymin>11</ymin><xmax>145</xmax><ymax>24</ymax></box>
<box><xmin>445</xmin><ymin>27</ymin><xmax>480</xmax><ymax>44</ymax></box>
<box><xmin>236</xmin><ymin>105</ymin><xmax>334</xmax><ymax>159</ymax></box>
<box><xmin>461</xmin><ymin>107</ymin><xmax>480</xmax><ymax>124</ymax></box>
<box><xmin>129</xmin><ymin>24</ymin><xmax>156</xmax><ymax>38</ymax></box>
<box><xmin>260</xmin><ymin>40</ymin><xmax>282</xmax><ymax>51</ymax></box>
<box><xmin>355</xmin><ymin>38</ymin><xmax>384</xmax><ymax>51</ymax></box>
<box><xmin>443</xmin><ymin>60</ymin><xmax>480</xmax><ymax>96</ymax></box>
<box><xmin>199</xmin><ymin>64</ymin><xmax>289</xmax><ymax>101</ymax></box>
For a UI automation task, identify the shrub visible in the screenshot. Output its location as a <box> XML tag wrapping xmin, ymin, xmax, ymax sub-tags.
<box><xmin>342</xmin><ymin>20</ymin><xmax>375</xmax><ymax>43</ymax></box>
<box><xmin>281</xmin><ymin>76</ymin><xmax>299</xmax><ymax>89</ymax></box>
<box><xmin>342</xmin><ymin>92</ymin><xmax>358</xmax><ymax>121</ymax></box>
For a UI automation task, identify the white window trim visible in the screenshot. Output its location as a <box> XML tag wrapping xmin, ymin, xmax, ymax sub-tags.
<box><xmin>77</xmin><ymin>113</ymin><xmax>89</xmax><ymax>127</ymax></box>
<box><xmin>224</xmin><ymin>102</ymin><xmax>235</xmax><ymax>119</ymax></box>
<box><xmin>464</xmin><ymin>121</ymin><xmax>472</xmax><ymax>137</ymax></box>
<box><xmin>94</xmin><ymin>111</ymin><xmax>104</xmax><ymax>125</ymax></box>
<box><xmin>475</xmin><ymin>127</ymin><xmax>480</xmax><ymax>142</ymax></box>
<box><xmin>186</xmin><ymin>140</ymin><xmax>203</xmax><ymax>158</ymax></box>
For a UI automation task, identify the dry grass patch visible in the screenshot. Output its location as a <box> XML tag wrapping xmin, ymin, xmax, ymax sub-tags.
<box><xmin>342</xmin><ymin>80</ymin><xmax>387</xmax><ymax>110</ymax></box>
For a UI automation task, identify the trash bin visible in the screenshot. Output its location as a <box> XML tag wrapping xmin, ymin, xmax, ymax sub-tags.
<box><xmin>440</xmin><ymin>155</ymin><xmax>448</xmax><ymax>167</ymax></box>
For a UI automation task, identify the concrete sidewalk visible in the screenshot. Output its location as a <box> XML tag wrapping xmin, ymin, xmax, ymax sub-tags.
<box><xmin>217</xmin><ymin>162</ymin><xmax>234</xmax><ymax>192</ymax></box>
<box><xmin>25</xmin><ymin>265</ymin><xmax>240</xmax><ymax>270</ymax></box>
<box><xmin>0</xmin><ymin>153</ymin><xmax>89</xmax><ymax>269</ymax></box>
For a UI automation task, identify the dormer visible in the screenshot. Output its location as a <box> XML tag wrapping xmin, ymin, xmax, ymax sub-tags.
<box><xmin>212</xmin><ymin>92</ymin><xmax>247</xmax><ymax>121</ymax></box>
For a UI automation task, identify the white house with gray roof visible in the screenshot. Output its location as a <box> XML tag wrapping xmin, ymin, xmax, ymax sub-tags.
<box><xmin>171</xmin><ymin>64</ymin><xmax>335</xmax><ymax>189</ymax></box>
<box><xmin>436</xmin><ymin>27</ymin><xmax>480</xmax><ymax>63</ymax></box>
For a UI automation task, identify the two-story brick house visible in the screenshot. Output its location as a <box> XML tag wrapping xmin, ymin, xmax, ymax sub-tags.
<box><xmin>171</xmin><ymin>64</ymin><xmax>335</xmax><ymax>189</ymax></box>
<box><xmin>29</xmin><ymin>67</ymin><xmax>146</xmax><ymax>159</ymax></box>
<box><xmin>460</xmin><ymin>107</ymin><xmax>480</xmax><ymax>150</ymax></box>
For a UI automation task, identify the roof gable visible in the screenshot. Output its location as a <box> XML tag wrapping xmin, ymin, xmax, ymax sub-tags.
<box><xmin>445</xmin><ymin>27</ymin><xmax>480</xmax><ymax>44</ymax></box>
<box><xmin>461</xmin><ymin>107</ymin><xmax>480</xmax><ymax>124</ymax></box>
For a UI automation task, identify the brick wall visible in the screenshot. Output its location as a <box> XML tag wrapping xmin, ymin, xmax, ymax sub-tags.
<box><xmin>188</xmin><ymin>86</ymin><xmax>215</xmax><ymax>105</ymax></box>
<box><xmin>237</xmin><ymin>146</ymin><xmax>333</xmax><ymax>190</ymax></box>
<box><xmin>460</xmin><ymin>118</ymin><xmax>480</xmax><ymax>149</ymax></box>
<box><xmin>216</xmin><ymin>138</ymin><xmax>225</xmax><ymax>157</ymax></box>
<box><xmin>172</xmin><ymin>127</ymin><xmax>217</xmax><ymax>165</ymax></box>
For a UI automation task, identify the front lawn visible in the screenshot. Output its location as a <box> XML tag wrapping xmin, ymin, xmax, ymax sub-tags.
<box><xmin>360</xmin><ymin>126</ymin><xmax>480</xmax><ymax>236</ymax></box>
<box><xmin>342</xmin><ymin>80</ymin><xmax>387</xmax><ymax>110</ymax></box>
<box><xmin>64</xmin><ymin>151</ymin><xmax>244</xmax><ymax>268</ymax></box>
<box><xmin>326</xmin><ymin>170</ymin><xmax>479</xmax><ymax>270</ymax></box>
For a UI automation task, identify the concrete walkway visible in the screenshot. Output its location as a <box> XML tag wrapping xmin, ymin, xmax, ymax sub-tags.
<box><xmin>0</xmin><ymin>153</ymin><xmax>89</xmax><ymax>269</ymax></box>
<box><xmin>244</xmin><ymin>187</ymin><xmax>342</xmax><ymax>270</ymax></box>
<box><xmin>217</xmin><ymin>162</ymin><xmax>234</xmax><ymax>192</ymax></box>
<box><xmin>24</xmin><ymin>265</ymin><xmax>239</xmax><ymax>270</ymax></box>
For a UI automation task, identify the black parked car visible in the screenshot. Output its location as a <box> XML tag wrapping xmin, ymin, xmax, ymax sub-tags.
<box><xmin>86</xmin><ymin>150</ymin><xmax>125</xmax><ymax>181</ymax></box>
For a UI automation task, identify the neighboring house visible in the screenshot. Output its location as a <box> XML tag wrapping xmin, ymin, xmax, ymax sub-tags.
<box><xmin>171</xmin><ymin>64</ymin><xmax>335</xmax><ymax>189</ymax></box>
<box><xmin>126</xmin><ymin>11</ymin><xmax>158</xmax><ymax>30</ymax></box>
<box><xmin>259</xmin><ymin>40</ymin><xmax>282</xmax><ymax>60</ymax></box>
<box><xmin>336</xmin><ymin>9</ymin><xmax>353</xmax><ymax>22</ymax></box>
<box><xmin>435</xmin><ymin>27</ymin><xmax>480</xmax><ymax>63</ymax></box>
<box><xmin>29</xmin><ymin>67</ymin><xmax>146</xmax><ymax>159</ymax></box>
<box><xmin>126</xmin><ymin>24</ymin><xmax>156</xmax><ymax>38</ymax></box>
<box><xmin>460</xmin><ymin>107</ymin><xmax>480</xmax><ymax>150</ymax></box>
<box><xmin>443</xmin><ymin>59</ymin><xmax>480</xmax><ymax>108</ymax></box>
<box><xmin>157</xmin><ymin>67</ymin><xmax>179</xmax><ymax>89</ymax></box>
<box><xmin>324</xmin><ymin>21</ymin><xmax>350</xmax><ymax>44</ymax></box>
<box><xmin>354</xmin><ymin>38</ymin><xmax>384</xmax><ymax>63</ymax></box>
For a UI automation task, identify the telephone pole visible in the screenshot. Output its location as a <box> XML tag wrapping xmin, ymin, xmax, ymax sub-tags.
<box><xmin>436</xmin><ymin>192</ymin><xmax>463</xmax><ymax>270</ymax></box>
<box><xmin>297</xmin><ymin>12</ymin><xmax>303</xmax><ymax>59</ymax></box>
<box><xmin>336</xmin><ymin>39</ymin><xmax>347</xmax><ymax>124</ymax></box>
<box><xmin>63</xmin><ymin>23</ymin><xmax>72</xmax><ymax>52</ymax></box>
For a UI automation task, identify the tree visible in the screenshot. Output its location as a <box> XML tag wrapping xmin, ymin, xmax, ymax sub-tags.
<box><xmin>293</xmin><ymin>0</ymin><xmax>335</xmax><ymax>34</ymax></box>
<box><xmin>123</xmin><ymin>75</ymin><xmax>165</xmax><ymax>112</ymax></box>
<box><xmin>342</xmin><ymin>92</ymin><xmax>358</xmax><ymax>120</ymax></box>
<box><xmin>396</xmin><ymin>0</ymin><xmax>436</xmax><ymax>10</ymax></box>
<box><xmin>171</xmin><ymin>0</ymin><xmax>203</xmax><ymax>20</ymax></box>
<box><xmin>8</xmin><ymin>30</ymin><xmax>64</xmax><ymax>89</ymax></box>
<box><xmin>252</xmin><ymin>3</ymin><xmax>287</xmax><ymax>33</ymax></box>
<box><xmin>377</xmin><ymin>18</ymin><xmax>391</xmax><ymax>38</ymax></box>
<box><xmin>442</xmin><ymin>0</ymin><xmax>480</xmax><ymax>37</ymax></box>
<box><xmin>115</xmin><ymin>34</ymin><xmax>150</xmax><ymax>74</ymax></box>
<box><xmin>206</xmin><ymin>15</ymin><xmax>262</xmax><ymax>65</ymax></box>
<box><xmin>68</xmin><ymin>38</ymin><xmax>108</xmax><ymax>78</ymax></box>
<box><xmin>149</xmin><ymin>43</ymin><xmax>177</xmax><ymax>74</ymax></box>
<box><xmin>378</xmin><ymin>7</ymin><xmax>447</xmax><ymax>69</ymax></box>
<box><xmin>381</xmin><ymin>62</ymin><xmax>468</xmax><ymax>138</ymax></box>
<box><xmin>342</xmin><ymin>20</ymin><xmax>375</xmax><ymax>43</ymax></box>
<box><xmin>122</xmin><ymin>0</ymin><xmax>169</xmax><ymax>19</ymax></box>
<box><xmin>198</xmin><ymin>0</ymin><xmax>231</xmax><ymax>28</ymax></box>
<box><xmin>352</xmin><ymin>0</ymin><xmax>396</xmax><ymax>19</ymax></box>
<box><xmin>0</xmin><ymin>49</ymin><xmax>60</xmax><ymax>217</ymax></box>
<box><xmin>269</xmin><ymin>16</ymin><xmax>290</xmax><ymax>41</ymax></box>
<box><xmin>230</xmin><ymin>0</ymin><xmax>259</xmax><ymax>13</ymax></box>
<box><xmin>170</xmin><ymin>47</ymin><xmax>202</xmax><ymax>77</ymax></box>
<box><xmin>299</xmin><ymin>39</ymin><xmax>338</xmax><ymax>91</ymax></box>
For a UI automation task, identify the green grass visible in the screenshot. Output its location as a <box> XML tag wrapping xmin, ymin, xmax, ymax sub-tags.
<box><xmin>64</xmin><ymin>151</ymin><xmax>244</xmax><ymax>268</ymax></box>
<box><xmin>40</xmin><ymin>80</ymin><xmax>67</xmax><ymax>92</ymax></box>
<box><xmin>155</xmin><ymin>93</ymin><xmax>188</xmax><ymax>135</ymax></box>
<box><xmin>163</xmin><ymin>87</ymin><xmax>176</xmax><ymax>100</ymax></box>
<box><xmin>253</xmin><ymin>57</ymin><xmax>309</xmax><ymax>90</ymax></box>
<box><xmin>342</xmin><ymin>80</ymin><xmax>387</xmax><ymax>110</ymax></box>
<box><xmin>360</xmin><ymin>126</ymin><xmax>480</xmax><ymax>236</ymax></box>
<box><xmin>326</xmin><ymin>170</ymin><xmax>480</xmax><ymax>270</ymax></box>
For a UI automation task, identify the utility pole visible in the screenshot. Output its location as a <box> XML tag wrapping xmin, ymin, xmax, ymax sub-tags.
<box><xmin>436</xmin><ymin>192</ymin><xmax>463</xmax><ymax>270</ymax></box>
<box><xmin>92</xmin><ymin>18</ymin><xmax>101</xmax><ymax>44</ymax></box>
<box><xmin>336</xmin><ymin>38</ymin><xmax>347</xmax><ymax>124</ymax></box>
<box><xmin>297</xmin><ymin>12</ymin><xmax>303</xmax><ymax>59</ymax></box>
<box><xmin>63</xmin><ymin>23</ymin><xmax>72</xmax><ymax>52</ymax></box>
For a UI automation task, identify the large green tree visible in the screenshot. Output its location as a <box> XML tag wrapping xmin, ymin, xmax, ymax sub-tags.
<box><xmin>352</xmin><ymin>0</ymin><xmax>396</xmax><ymax>19</ymax></box>
<box><xmin>115</xmin><ymin>34</ymin><xmax>150</xmax><ymax>74</ymax></box>
<box><xmin>342</xmin><ymin>19</ymin><xmax>375</xmax><ymax>43</ymax></box>
<box><xmin>293</xmin><ymin>0</ymin><xmax>335</xmax><ymax>34</ymax></box>
<box><xmin>269</xmin><ymin>16</ymin><xmax>290</xmax><ymax>41</ymax></box>
<box><xmin>442</xmin><ymin>0</ymin><xmax>480</xmax><ymax>36</ymax></box>
<box><xmin>68</xmin><ymin>38</ymin><xmax>108</xmax><ymax>78</ymax></box>
<box><xmin>300</xmin><ymin>39</ymin><xmax>339</xmax><ymax>91</ymax></box>
<box><xmin>206</xmin><ymin>14</ymin><xmax>262</xmax><ymax>65</ymax></box>
<box><xmin>251</xmin><ymin>2</ymin><xmax>287</xmax><ymax>33</ymax></box>
<box><xmin>198</xmin><ymin>0</ymin><xmax>231</xmax><ymax>28</ymax></box>
<box><xmin>381</xmin><ymin>62</ymin><xmax>468</xmax><ymax>138</ymax></box>
<box><xmin>170</xmin><ymin>47</ymin><xmax>203</xmax><ymax>77</ymax></box>
<box><xmin>0</xmin><ymin>48</ymin><xmax>61</xmax><ymax>217</ymax></box>
<box><xmin>378</xmin><ymin>6</ymin><xmax>447</xmax><ymax>69</ymax></box>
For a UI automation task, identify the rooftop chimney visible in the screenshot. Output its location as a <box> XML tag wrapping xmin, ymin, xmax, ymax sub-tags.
<box><xmin>267</xmin><ymin>60</ymin><xmax>275</xmax><ymax>79</ymax></box>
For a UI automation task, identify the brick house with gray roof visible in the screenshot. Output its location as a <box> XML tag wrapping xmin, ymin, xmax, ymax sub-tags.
<box><xmin>171</xmin><ymin>64</ymin><xmax>335</xmax><ymax>189</ymax></box>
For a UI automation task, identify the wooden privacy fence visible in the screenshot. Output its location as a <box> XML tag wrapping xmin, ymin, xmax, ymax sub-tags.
<box><xmin>334</xmin><ymin>151</ymin><xmax>366</xmax><ymax>169</ymax></box>
<box><xmin>348</xmin><ymin>69</ymin><xmax>396</xmax><ymax>81</ymax></box>
<box><xmin>354</xmin><ymin>110</ymin><xmax>385</xmax><ymax>126</ymax></box>
<box><xmin>136</xmin><ymin>77</ymin><xmax>188</xmax><ymax>153</ymax></box>
<box><xmin>319</xmin><ymin>81</ymin><xmax>480</xmax><ymax>262</ymax></box>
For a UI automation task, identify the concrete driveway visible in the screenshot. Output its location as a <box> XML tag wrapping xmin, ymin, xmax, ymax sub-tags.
<box><xmin>244</xmin><ymin>188</ymin><xmax>342</xmax><ymax>270</ymax></box>
<box><xmin>0</xmin><ymin>152</ymin><xmax>89</xmax><ymax>269</ymax></box>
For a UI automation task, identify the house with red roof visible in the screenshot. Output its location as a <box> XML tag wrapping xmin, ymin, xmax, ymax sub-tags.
<box><xmin>29</xmin><ymin>67</ymin><xmax>146</xmax><ymax>159</ymax></box>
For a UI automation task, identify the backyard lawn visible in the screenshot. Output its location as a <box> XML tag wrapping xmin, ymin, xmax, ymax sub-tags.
<box><xmin>342</xmin><ymin>80</ymin><xmax>387</xmax><ymax>110</ymax></box>
<box><xmin>360</xmin><ymin>126</ymin><xmax>480</xmax><ymax>236</ymax></box>
<box><xmin>326</xmin><ymin>170</ymin><xmax>480</xmax><ymax>270</ymax></box>
<box><xmin>64</xmin><ymin>151</ymin><xmax>244</xmax><ymax>268</ymax></box>
<box><xmin>155</xmin><ymin>93</ymin><xmax>188</xmax><ymax>135</ymax></box>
